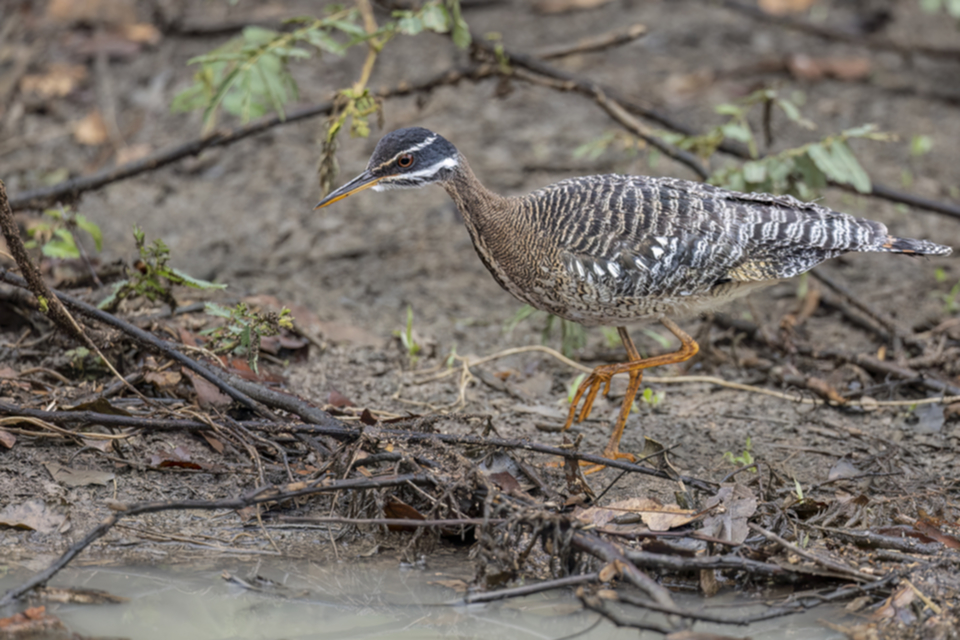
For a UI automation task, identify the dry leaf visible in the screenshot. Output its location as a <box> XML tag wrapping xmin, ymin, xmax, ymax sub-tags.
<box><xmin>598</xmin><ymin>560</ymin><xmax>624</xmax><ymax>582</ymax></box>
<box><xmin>199</xmin><ymin>432</ymin><xmax>225</xmax><ymax>454</ymax></box>
<box><xmin>0</xmin><ymin>500</ymin><xmax>67</xmax><ymax>533</ymax></box>
<box><xmin>828</xmin><ymin>457</ymin><xmax>860</xmax><ymax>481</ymax></box>
<box><xmin>115</xmin><ymin>143</ymin><xmax>152</xmax><ymax>165</ymax></box>
<box><xmin>758</xmin><ymin>0</ymin><xmax>819</xmax><ymax>15</ymax></box>
<box><xmin>699</xmin><ymin>484</ymin><xmax>759</xmax><ymax>544</ymax></box>
<box><xmin>430</xmin><ymin>579</ymin><xmax>468</xmax><ymax>592</ymax></box>
<box><xmin>534</xmin><ymin>0</ymin><xmax>614</xmax><ymax>13</ymax></box>
<box><xmin>182</xmin><ymin>368</ymin><xmax>232</xmax><ymax>408</ymax></box>
<box><xmin>73</xmin><ymin>110</ymin><xmax>108</xmax><ymax>146</ymax></box>
<box><xmin>45</xmin><ymin>462</ymin><xmax>115</xmax><ymax>487</ymax></box>
<box><xmin>787</xmin><ymin>54</ymin><xmax>872</xmax><ymax>81</ymax></box>
<box><xmin>46</xmin><ymin>0</ymin><xmax>137</xmax><ymax>26</ymax></box>
<box><xmin>0</xmin><ymin>428</ymin><xmax>15</xmax><ymax>449</ymax></box>
<box><xmin>144</xmin><ymin>369</ymin><xmax>182</xmax><ymax>388</ymax></box>
<box><xmin>0</xmin><ymin>606</ymin><xmax>67</xmax><ymax>636</ymax></box>
<box><xmin>120</xmin><ymin>23</ymin><xmax>162</xmax><ymax>45</ymax></box>
<box><xmin>383</xmin><ymin>497</ymin><xmax>425</xmax><ymax>531</ymax></box>
<box><xmin>19</xmin><ymin>64</ymin><xmax>88</xmax><ymax>98</ymax></box>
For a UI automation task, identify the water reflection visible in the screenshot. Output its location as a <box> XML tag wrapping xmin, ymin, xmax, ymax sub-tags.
<box><xmin>1</xmin><ymin>557</ymin><xmax>846</xmax><ymax>639</ymax></box>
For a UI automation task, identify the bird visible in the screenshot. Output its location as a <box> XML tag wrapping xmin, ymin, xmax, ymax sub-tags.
<box><xmin>315</xmin><ymin>126</ymin><xmax>952</xmax><ymax>465</ymax></box>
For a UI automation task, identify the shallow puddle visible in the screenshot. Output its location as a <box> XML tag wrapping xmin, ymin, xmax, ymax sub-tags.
<box><xmin>1</xmin><ymin>557</ymin><xmax>848</xmax><ymax>639</ymax></box>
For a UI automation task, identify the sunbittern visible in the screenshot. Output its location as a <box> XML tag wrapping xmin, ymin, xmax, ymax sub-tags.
<box><xmin>315</xmin><ymin>127</ymin><xmax>952</xmax><ymax>463</ymax></box>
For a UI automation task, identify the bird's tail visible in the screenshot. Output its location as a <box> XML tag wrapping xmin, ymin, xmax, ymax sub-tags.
<box><xmin>877</xmin><ymin>235</ymin><xmax>952</xmax><ymax>256</ymax></box>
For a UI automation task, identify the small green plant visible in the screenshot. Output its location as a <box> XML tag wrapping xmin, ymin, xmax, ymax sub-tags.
<box><xmin>203</xmin><ymin>302</ymin><xmax>294</xmax><ymax>373</ymax></box>
<box><xmin>722</xmin><ymin>436</ymin><xmax>755</xmax><ymax>470</ymax></box>
<box><xmin>793</xmin><ymin>477</ymin><xmax>804</xmax><ymax>501</ymax></box>
<box><xmin>932</xmin><ymin>267</ymin><xmax>960</xmax><ymax>314</ymax></box>
<box><xmin>394</xmin><ymin>305</ymin><xmax>422</xmax><ymax>364</ymax></box>
<box><xmin>24</xmin><ymin>207</ymin><xmax>102</xmax><ymax>259</ymax></box>
<box><xmin>506</xmin><ymin>305</ymin><xmax>586</xmax><ymax>358</ymax></box>
<box><xmin>577</xmin><ymin>89</ymin><xmax>890</xmax><ymax>201</ymax></box>
<box><xmin>566</xmin><ymin>373</ymin><xmax>587</xmax><ymax>405</ymax></box>
<box><xmin>172</xmin><ymin>2</ymin><xmax>469</xmax><ymax>133</ymax></box>
<box><xmin>99</xmin><ymin>226</ymin><xmax>226</xmax><ymax>312</ymax></box>
<box><xmin>600</xmin><ymin>327</ymin><xmax>621</xmax><ymax>348</ymax></box>
<box><xmin>63</xmin><ymin>346</ymin><xmax>107</xmax><ymax>375</ymax></box>
<box><xmin>641</xmin><ymin>387</ymin><xmax>665</xmax><ymax>407</ymax></box>
<box><xmin>920</xmin><ymin>0</ymin><xmax>960</xmax><ymax>19</ymax></box>
<box><xmin>444</xmin><ymin>344</ymin><xmax>458</xmax><ymax>368</ymax></box>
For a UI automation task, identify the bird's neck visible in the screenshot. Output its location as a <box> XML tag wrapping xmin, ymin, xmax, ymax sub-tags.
<box><xmin>440</xmin><ymin>155</ymin><xmax>510</xmax><ymax>226</ymax></box>
<box><xmin>441</xmin><ymin>156</ymin><xmax>540</xmax><ymax>304</ymax></box>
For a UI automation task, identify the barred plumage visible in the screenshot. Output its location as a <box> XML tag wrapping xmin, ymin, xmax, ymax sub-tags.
<box><xmin>316</xmin><ymin>127</ymin><xmax>953</xmax><ymax>465</ymax></box>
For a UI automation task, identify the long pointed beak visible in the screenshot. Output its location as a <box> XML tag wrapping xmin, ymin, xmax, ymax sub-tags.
<box><xmin>314</xmin><ymin>170</ymin><xmax>384</xmax><ymax>209</ymax></box>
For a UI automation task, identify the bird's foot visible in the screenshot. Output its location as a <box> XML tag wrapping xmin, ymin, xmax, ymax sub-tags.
<box><xmin>562</xmin><ymin>367</ymin><xmax>618</xmax><ymax>429</ymax></box>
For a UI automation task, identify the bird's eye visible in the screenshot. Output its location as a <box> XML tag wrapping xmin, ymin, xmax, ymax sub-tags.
<box><xmin>397</xmin><ymin>153</ymin><xmax>414</xmax><ymax>168</ymax></box>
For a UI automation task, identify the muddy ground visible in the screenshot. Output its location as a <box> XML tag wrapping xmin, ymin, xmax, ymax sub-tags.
<box><xmin>1</xmin><ymin>0</ymin><xmax>960</xmax><ymax>636</ymax></box>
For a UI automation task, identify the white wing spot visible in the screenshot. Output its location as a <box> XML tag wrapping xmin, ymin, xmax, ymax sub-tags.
<box><xmin>650</xmin><ymin>246</ymin><xmax>664</xmax><ymax>260</ymax></box>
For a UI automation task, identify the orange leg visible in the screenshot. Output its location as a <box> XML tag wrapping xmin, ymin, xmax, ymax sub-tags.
<box><xmin>563</xmin><ymin>318</ymin><xmax>699</xmax><ymax>465</ymax></box>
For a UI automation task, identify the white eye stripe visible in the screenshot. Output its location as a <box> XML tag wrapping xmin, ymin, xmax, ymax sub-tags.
<box><xmin>385</xmin><ymin>156</ymin><xmax>458</xmax><ymax>181</ymax></box>
<box><xmin>386</xmin><ymin>135</ymin><xmax>439</xmax><ymax>166</ymax></box>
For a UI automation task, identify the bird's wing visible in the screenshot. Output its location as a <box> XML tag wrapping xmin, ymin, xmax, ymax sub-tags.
<box><xmin>547</xmin><ymin>175</ymin><xmax>887</xmax><ymax>295</ymax></box>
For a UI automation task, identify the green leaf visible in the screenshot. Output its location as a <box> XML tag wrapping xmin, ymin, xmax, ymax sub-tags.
<box><xmin>720</xmin><ymin>121</ymin><xmax>752</xmax><ymax>144</ymax></box>
<box><xmin>167</xmin><ymin>267</ymin><xmax>227</xmax><ymax>290</ymax></box>
<box><xmin>204</xmin><ymin>302</ymin><xmax>234</xmax><ymax>318</ymax></box>
<box><xmin>830</xmin><ymin>140</ymin><xmax>871</xmax><ymax>193</ymax></box>
<box><xmin>742</xmin><ymin>160</ymin><xmax>766</xmax><ymax>184</ymax></box>
<box><xmin>329</xmin><ymin>19</ymin><xmax>367</xmax><ymax>38</ymax></box>
<box><xmin>421</xmin><ymin>3</ymin><xmax>450</xmax><ymax>32</ymax></box>
<box><xmin>714</xmin><ymin>103</ymin><xmax>742</xmax><ymax>116</ymax></box>
<box><xmin>97</xmin><ymin>281</ymin><xmax>126</xmax><ymax>311</ymax></box>
<box><xmin>395</xmin><ymin>14</ymin><xmax>424</xmax><ymax>35</ymax></box>
<box><xmin>806</xmin><ymin>142</ymin><xmax>847</xmax><ymax>183</ymax></box>
<box><xmin>910</xmin><ymin>134</ymin><xmax>933</xmax><ymax>157</ymax></box>
<box><xmin>447</xmin><ymin>0</ymin><xmax>471</xmax><ymax>48</ymax></box>
<box><xmin>75</xmin><ymin>215</ymin><xmax>102</xmax><ymax>252</ymax></box>
<box><xmin>42</xmin><ymin>228</ymin><xmax>80</xmax><ymax>259</ymax></box>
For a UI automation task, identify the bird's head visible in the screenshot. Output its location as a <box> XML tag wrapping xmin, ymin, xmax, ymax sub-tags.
<box><xmin>314</xmin><ymin>127</ymin><xmax>459</xmax><ymax>209</ymax></box>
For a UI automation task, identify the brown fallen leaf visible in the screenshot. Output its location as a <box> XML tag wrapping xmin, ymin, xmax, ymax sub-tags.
<box><xmin>149</xmin><ymin>445</ymin><xmax>202</xmax><ymax>470</ymax></box>
<box><xmin>182</xmin><ymin>367</ymin><xmax>232</xmax><ymax>409</ymax></box>
<box><xmin>67</xmin><ymin>397</ymin><xmax>131</xmax><ymax>416</ymax></box>
<box><xmin>383</xmin><ymin>497</ymin><xmax>425</xmax><ymax>531</ymax></box>
<box><xmin>429</xmin><ymin>579</ymin><xmax>468</xmax><ymax>593</ymax></box>
<box><xmin>0</xmin><ymin>606</ymin><xmax>67</xmax><ymax>635</ymax></box>
<box><xmin>488</xmin><ymin>471</ymin><xmax>521</xmax><ymax>493</ymax></box>
<box><xmin>699</xmin><ymin>484</ymin><xmax>758</xmax><ymax>545</ymax></box>
<box><xmin>913</xmin><ymin>513</ymin><xmax>960</xmax><ymax>550</ymax></box>
<box><xmin>120</xmin><ymin>23</ymin><xmax>162</xmax><ymax>45</ymax></box>
<box><xmin>144</xmin><ymin>368</ymin><xmax>183</xmax><ymax>389</ymax></box>
<box><xmin>758</xmin><ymin>0</ymin><xmax>819</xmax><ymax>15</ymax></box>
<box><xmin>787</xmin><ymin>54</ymin><xmax>872</xmax><ymax>81</ymax></box>
<box><xmin>46</xmin><ymin>0</ymin><xmax>137</xmax><ymax>25</ymax></box>
<box><xmin>0</xmin><ymin>428</ymin><xmax>15</xmax><ymax>449</ymax></box>
<box><xmin>19</xmin><ymin>63</ymin><xmax>88</xmax><ymax>98</ymax></box>
<box><xmin>199</xmin><ymin>432</ymin><xmax>225</xmax><ymax>454</ymax></box>
<box><xmin>36</xmin><ymin>586</ymin><xmax>128</xmax><ymax>604</ymax></box>
<box><xmin>45</xmin><ymin>461</ymin><xmax>115</xmax><ymax>487</ymax></box>
<box><xmin>115</xmin><ymin>143</ymin><xmax>152</xmax><ymax>165</ymax></box>
<box><xmin>73</xmin><ymin>110</ymin><xmax>109</xmax><ymax>146</ymax></box>
<box><xmin>0</xmin><ymin>500</ymin><xmax>67</xmax><ymax>534</ymax></box>
<box><xmin>326</xmin><ymin>389</ymin><xmax>356</xmax><ymax>408</ymax></box>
